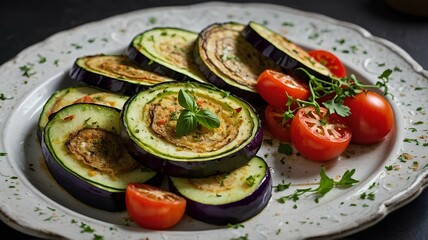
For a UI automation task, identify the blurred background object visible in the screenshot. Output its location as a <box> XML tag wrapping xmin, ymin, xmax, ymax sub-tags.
<box><xmin>385</xmin><ymin>0</ymin><xmax>428</xmax><ymax>17</ymax></box>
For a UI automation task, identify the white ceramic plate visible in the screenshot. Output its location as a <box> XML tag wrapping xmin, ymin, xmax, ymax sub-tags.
<box><xmin>1</xmin><ymin>2</ymin><xmax>427</xmax><ymax>239</ymax></box>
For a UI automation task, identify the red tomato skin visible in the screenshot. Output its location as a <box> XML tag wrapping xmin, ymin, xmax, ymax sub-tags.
<box><xmin>264</xmin><ymin>105</ymin><xmax>292</xmax><ymax>142</ymax></box>
<box><xmin>126</xmin><ymin>183</ymin><xmax>186</xmax><ymax>230</ymax></box>
<box><xmin>257</xmin><ymin>70</ymin><xmax>309</xmax><ymax>108</ymax></box>
<box><xmin>343</xmin><ymin>91</ymin><xmax>394</xmax><ymax>144</ymax></box>
<box><xmin>308</xmin><ymin>50</ymin><xmax>347</xmax><ymax>78</ymax></box>
<box><xmin>290</xmin><ymin>107</ymin><xmax>352</xmax><ymax>161</ymax></box>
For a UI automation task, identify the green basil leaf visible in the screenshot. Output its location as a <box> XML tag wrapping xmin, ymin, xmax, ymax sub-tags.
<box><xmin>176</xmin><ymin>110</ymin><xmax>197</xmax><ymax>137</ymax></box>
<box><xmin>195</xmin><ymin>109</ymin><xmax>220</xmax><ymax>129</ymax></box>
<box><xmin>178</xmin><ymin>89</ymin><xmax>196</xmax><ymax>111</ymax></box>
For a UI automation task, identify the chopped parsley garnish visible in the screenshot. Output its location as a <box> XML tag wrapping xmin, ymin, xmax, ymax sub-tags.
<box><xmin>37</xmin><ymin>54</ymin><xmax>46</xmax><ymax>64</ymax></box>
<box><xmin>277</xmin><ymin>188</ymin><xmax>312</xmax><ymax>203</ymax></box>
<box><xmin>360</xmin><ymin>192</ymin><xmax>376</xmax><ymax>200</ymax></box>
<box><xmin>408</xmin><ymin>128</ymin><xmax>417</xmax><ymax>132</ymax></box>
<box><xmin>148</xmin><ymin>16</ymin><xmax>157</xmax><ymax>24</ymax></box>
<box><xmin>404</xmin><ymin>138</ymin><xmax>419</xmax><ymax>145</ymax></box>
<box><xmin>336</xmin><ymin>39</ymin><xmax>345</xmax><ymax>45</ymax></box>
<box><xmin>93</xmin><ymin>234</ymin><xmax>104</xmax><ymax>240</ymax></box>
<box><xmin>397</xmin><ymin>153</ymin><xmax>412</xmax><ymax>162</ymax></box>
<box><xmin>70</xmin><ymin>43</ymin><xmax>82</xmax><ymax>49</ymax></box>
<box><xmin>377</xmin><ymin>69</ymin><xmax>393</xmax><ymax>97</ymax></box>
<box><xmin>278</xmin><ymin>143</ymin><xmax>293</xmax><ymax>155</ymax></box>
<box><xmin>245</xmin><ymin>175</ymin><xmax>256</xmax><ymax>187</ymax></box>
<box><xmin>308</xmin><ymin>32</ymin><xmax>320</xmax><ymax>40</ymax></box>
<box><xmin>350</xmin><ymin>45</ymin><xmax>358</xmax><ymax>53</ymax></box>
<box><xmin>231</xmin><ymin>234</ymin><xmax>249</xmax><ymax>240</ymax></box>
<box><xmin>282</xmin><ymin>21</ymin><xmax>294</xmax><ymax>27</ymax></box>
<box><xmin>273</xmin><ymin>180</ymin><xmax>291</xmax><ymax>192</ymax></box>
<box><xmin>19</xmin><ymin>63</ymin><xmax>36</xmax><ymax>77</ymax></box>
<box><xmin>79</xmin><ymin>222</ymin><xmax>95</xmax><ymax>233</ymax></box>
<box><xmin>368</xmin><ymin>182</ymin><xmax>377</xmax><ymax>190</ymax></box>
<box><xmin>227</xmin><ymin>223</ymin><xmax>245</xmax><ymax>229</ymax></box>
<box><xmin>0</xmin><ymin>93</ymin><xmax>13</xmax><ymax>100</ymax></box>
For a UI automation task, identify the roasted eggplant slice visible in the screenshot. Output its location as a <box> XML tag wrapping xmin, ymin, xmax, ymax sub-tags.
<box><xmin>70</xmin><ymin>54</ymin><xmax>173</xmax><ymax>95</ymax></box>
<box><xmin>242</xmin><ymin>21</ymin><xmax>333</xmax><ymax>80</ymax></box>
<box><xmin>120</xmin><ymin>81</ymin><xmax>263</xmax><ymax>178</ymax></box>
<box><xmin>37</xmin><ymin>86</ymin><xmax>129</xmax><ymax>140</ymax></box>
<box><xmin>195</xmin><ymin>22</ymin><xmax>281</xmax><ymax>104</ymax></box>
<box><xmin>169</xmin><ymin>156</ymin><xmax>272</xmax><ymax>225</ymax></box>
<box><xmin>126</xmin><ymin>28</ymin><xmax>208</xmax><ymax>83</ymax></box>
<box><xmin>41</xmin><ymin>103</ymin><xmax>162</xmax><ymax>211</ymax></box>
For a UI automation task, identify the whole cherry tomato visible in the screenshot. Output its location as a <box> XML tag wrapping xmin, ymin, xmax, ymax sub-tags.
<box><xmin>343</xmin><ymin>91</ymin><xmax>394</xmax><ymax>144</ymax></box>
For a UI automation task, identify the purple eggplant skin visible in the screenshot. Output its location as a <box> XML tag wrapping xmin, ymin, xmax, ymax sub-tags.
<box><xmin>70</xmin><ymin>59</ymin><xmax>146</xmax><ymax>96</ymax></box>
<box><xmin>168</xmin><ymin>161</ymin><xmax>273</xmax><ymax>225</ymax></box>
<box><xmin>241</xmin><ymin>23</ymin><xmax>332</xmax><ymax>81</ymax></box>
<box><xmin>40</xmin><ymin>133</ymin><xmax>163</xmax><ymax>212</ymax></box>
<box><xmin>126</xmin><ymin>42</ymin><xmax>198</xmax><ymax>83</ymax></box>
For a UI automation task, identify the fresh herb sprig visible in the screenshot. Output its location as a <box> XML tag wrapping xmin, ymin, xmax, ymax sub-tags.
<box><xmin>175</xmin><ymin>89</ymin><xmax>220</xmax><ymax>137</ymax></box>
<box><xmin>276</xmin><ymin>167</ymin><xmax>359</xmax><ymax>204</ymax></box>
<box><xmin>282</xmin><ymin>68</ymin><xmax>391</xmax><ymax>121</ymax></box>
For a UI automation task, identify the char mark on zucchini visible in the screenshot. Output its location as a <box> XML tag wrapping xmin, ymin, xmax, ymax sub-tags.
<box><xmin>241</xmin><ymin>21</ymin><xmax>333</xmax><ymax>80</ymax></box>
<box><xmin>126</xmin><ymin>27</ymin><xmax>208</xmax><ymax>83</ymax></box>
<box><xmin>194</xmin><ymin>22</ymin><xmax>281</xmax><ymax>105</ymax></box>
<box><xmin>70</xmin><ymin>54</ymin><xmax>173</xmax><ymax>95</ymax></box>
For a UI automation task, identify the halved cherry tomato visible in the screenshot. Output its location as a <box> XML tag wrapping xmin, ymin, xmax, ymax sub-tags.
<box><xmin>308</xmin><ymin>50</ymin><xmax>347</xmax><ymax>78</ymax></box>
<box><xmin>264</xmin><ymin>105</ymin><xmax>292</xmax><ymax>142</ymax></box>
<box><xmin>290</xmin><ymin>106</ymin><xmax>352</xmax><ymax>161</ymax></box>
<box><xmin>343</xmin><ymin>91</ymin><xmax>394</xmax><ymax>144</ymax></box>
<box><xmin>257</xmin><ymin>69</ymin><xmax>309</xmax><ymax>108</ymax></box>
<box><xmin>126</xmin><ymin>183</ymin><xmax>186</xmax><ymax>230</ymax></box>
